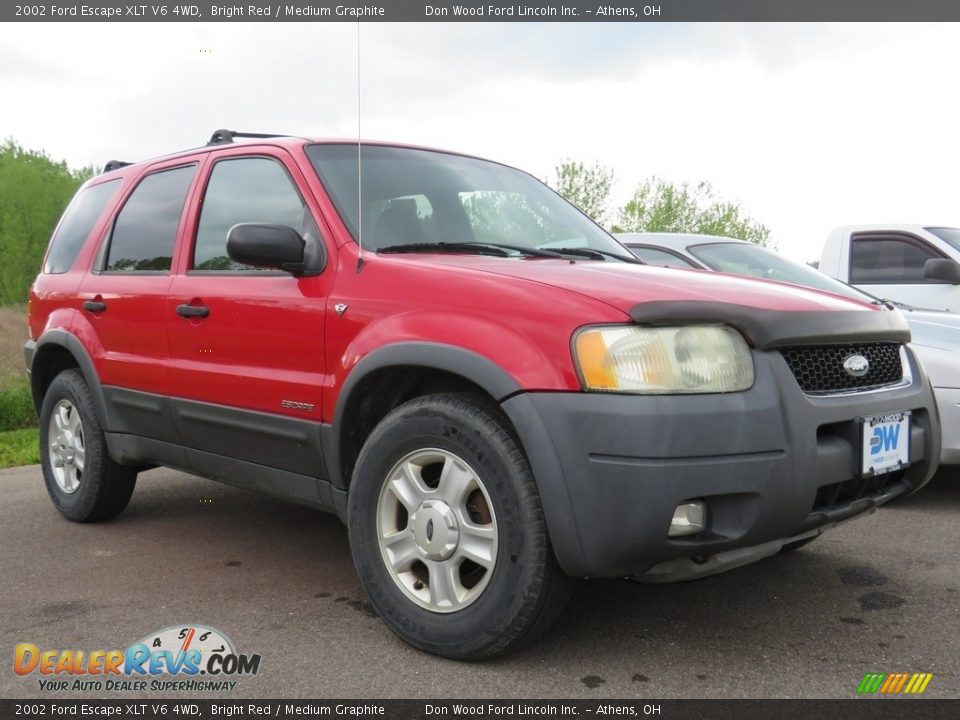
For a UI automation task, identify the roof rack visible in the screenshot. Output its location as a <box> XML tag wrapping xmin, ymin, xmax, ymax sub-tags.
<box><xmin>102</xmin><ymin>160</ymin><xmax>131</xmax><ymax>173</ymax></box>
<box><xmin>207</xmin><ymin>129</ymin><xmax>289</xmax><ymax>146</ymax></box>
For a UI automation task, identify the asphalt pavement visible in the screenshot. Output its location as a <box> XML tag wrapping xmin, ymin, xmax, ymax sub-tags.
<box><xmin>1</xmin><ymin>464</ymin><xmax>958</xmax><ymax>699</ymax></box>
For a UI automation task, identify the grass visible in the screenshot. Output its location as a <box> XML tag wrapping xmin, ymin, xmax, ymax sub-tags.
<box><xmin>0</xmin><ymin>375</ymin><xmax>36</xmax><ymax>431</ymax></box>
<box><xmin>0</xmin><ymin>306</ymin><xmax>38</xmax><ymax>467</ymax></box>
<box><xmin>0</xmin><ymin>427</ymin><xmax>40</xmax><ymax>468</ymax></box>
<box><xmin>0</xmin><ymin>306</ymin><xmax>28</xmax><ymax>381</ymax></box>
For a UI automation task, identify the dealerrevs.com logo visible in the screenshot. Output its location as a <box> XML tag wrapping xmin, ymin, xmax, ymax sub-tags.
<box><xmin>14</xmin><ymin>624</ymin><xmax>261</xmax><ymax>692</ymax></box>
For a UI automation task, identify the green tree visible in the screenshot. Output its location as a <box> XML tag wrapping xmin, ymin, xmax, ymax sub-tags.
<box><xmin>550</xmin><ymin>159</ymin><xmax>614</xmax><ymax>226</ymax></box>
<box><xmin>613</xmin><ymin>178</ymin><xmax>772</xmax><ymax>247</ymax></box>
<box><xmin>0</xmin><ymin>140</ymin><xmax>93</xmax><ymax>306</ymax></box>
<box><xmin>462</xmin><ymin>191</ymin><xmax>552</xmax><ymax>246</ymax></box>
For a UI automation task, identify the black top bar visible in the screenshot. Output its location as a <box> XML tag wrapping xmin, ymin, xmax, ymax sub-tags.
<box><xmin>102</xmin><ymin>160</ymin><xmax>131</xmax><ymax>173</ymax></box>
<box><xmin>207</xmin><ymin>129</ymin><xmax>290</xmax><ymax>146</ymax></box>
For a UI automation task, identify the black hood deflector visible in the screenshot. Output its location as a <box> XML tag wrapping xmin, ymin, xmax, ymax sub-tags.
<box><xmin>628</xmin><ymin>301</ymin><xmax>910</xmax><ymax>350</ymax></box>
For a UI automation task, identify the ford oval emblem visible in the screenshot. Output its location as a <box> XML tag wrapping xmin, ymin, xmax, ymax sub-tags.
<box><xmin>843</xmin><ymin>354</ymin><xmax>870</xmax><ymax>378</ymax></box>
<box><xmin>426</xmin><ymin>519</ymin><xmax>434</xmax><ymax>542</ymax></box>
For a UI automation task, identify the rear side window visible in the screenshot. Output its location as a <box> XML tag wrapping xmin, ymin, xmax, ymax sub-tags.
<box><xmin>44</xmin><ymin>180</ymin><xmax>121</xmax><ymax>274</ymax></box>
<box><xmin>193</xmin><ymin>157</ymin><xmax>311</xmax><ymax>272</ymax></box>
<box><xmin>850</xmin><ymin>236</ymin><xmax>942</xmax><ymax>283</ymax></box>
<box><xmin>104</xmin><ymin>165</ymin><xmax>196</xmax><ymax>272</ymax></box>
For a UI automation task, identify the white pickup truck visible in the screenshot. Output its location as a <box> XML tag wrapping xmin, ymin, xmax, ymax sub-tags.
<box><xmin>820</xmin><ymin>225</ymin><xmax>960</xmax><ymax>311</ymax></box>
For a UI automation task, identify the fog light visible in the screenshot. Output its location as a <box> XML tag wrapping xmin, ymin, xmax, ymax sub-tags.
<box><xmin>669</xmin><ymin>501</ymin><xmax>706</xmax><ymax>537</ymax></box>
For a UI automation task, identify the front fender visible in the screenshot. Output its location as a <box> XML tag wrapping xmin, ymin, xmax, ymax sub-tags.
<box><xmin>323</xmin><ymin>338</ymin><xmax>525</xmax><ymax>491</ymax></box>
<box><xmin>328</xmin><ymin>310</ymin><xmax>573</xmax><ymax>408</ymax></box>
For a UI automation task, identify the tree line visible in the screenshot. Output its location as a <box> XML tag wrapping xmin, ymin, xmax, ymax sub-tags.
<box><xmin>0</xmin><ymin>141</ymin><xmax>93</xmax><ymax>306</ymax></box>
<box><xmin>550</xmin><ymin>159</ymin><xmax>772</xmax><ymax>247</ymax></box>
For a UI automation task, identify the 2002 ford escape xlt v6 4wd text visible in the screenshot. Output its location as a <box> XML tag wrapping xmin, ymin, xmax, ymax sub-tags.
<box><xmin>25</xmin><ymin>131</ymin><xmax>940</xmax><ymax>659</ymax></box>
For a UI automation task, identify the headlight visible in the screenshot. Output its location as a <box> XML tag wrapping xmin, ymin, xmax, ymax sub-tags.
<box><xmin>573</xmin><ymin>325</ymin><xmax>754</xmax><ymax>394</ymax></box>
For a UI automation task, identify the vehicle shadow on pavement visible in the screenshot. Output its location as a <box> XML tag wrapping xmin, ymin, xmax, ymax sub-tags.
<box><xmin>883</xmin><ymin>467</ymin><xmax>960</xmax><ymax>511</ymax></box>
<box><xmin>143</xmin><ymin>468</ymin><xmax>957</xmax><ymax>694</ymax></box>
<box><xmin>3</xmin><ymin>466</ymin><xmax>956</xmax><ymax>698</ymax></box>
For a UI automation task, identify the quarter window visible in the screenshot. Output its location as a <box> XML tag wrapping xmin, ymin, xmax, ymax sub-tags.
<box><xmin>850</xmin><ymin>236</ymin><xmax>942</xmax><ymax>283</ymax></box>
<box><xmin>104</xmin><ymin>166</ymin><xmax>196</xmax><ymax>272</ymax></box>
<box><xmin>193</xmin><ymin>157</ymin><xmax>313</xmax><ymax>272</ymax></box>
<box><xmin>44</xmin><ymin>179</ymin><xmax>121</xmax><ymax>274</ymax></box>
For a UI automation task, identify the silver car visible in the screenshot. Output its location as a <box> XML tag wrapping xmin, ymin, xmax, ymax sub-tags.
<box><xmin>617</xmin><ymin>232</ymin><xmax>960</xmax><ymax>465</ymax></box>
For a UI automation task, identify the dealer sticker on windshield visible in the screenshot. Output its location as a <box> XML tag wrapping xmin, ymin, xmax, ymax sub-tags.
<box><xmin>861</xmin><ymin>411</ymin><xmax>911</xmax><ymax>476</ymax></box>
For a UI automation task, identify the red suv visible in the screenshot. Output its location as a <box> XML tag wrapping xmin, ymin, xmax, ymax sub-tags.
<box><xmin>26</xmin><ymin>131</ymin><xmax>940</xmax><ymax>659</ymax></box>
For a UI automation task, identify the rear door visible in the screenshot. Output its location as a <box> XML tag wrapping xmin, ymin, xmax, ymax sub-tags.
<box><xmin>77</xmin><ymin>161</ymin><xmax>199</xmax><ymax>443</ymax></box>
<box><xmin>166</xmin><ymin>147</ymin><xmax>333</xmax><ymax>480</ymax></box>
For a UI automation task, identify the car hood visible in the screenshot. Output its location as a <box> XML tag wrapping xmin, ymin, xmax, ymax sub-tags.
<box><xmin>411</xmin><ymin>255</ymin><xmax>879</xmax><ymax>313</ymax></box>
<box><xmin>379</xmin><ymin>254</ymin><xmax>910</xmax><ymax>348</ymax></box>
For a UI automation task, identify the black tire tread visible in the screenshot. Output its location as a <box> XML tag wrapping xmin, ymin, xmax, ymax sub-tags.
<box><xmin>40</xmin><ymin>369</ymin><xmax>137</xmax><ymax>523</ymax></box>
<box><xmin>350</xmin><ymin>393</ymin><xmax>573</xmax><ymax>660</ymax></box>
<box><xmin>437</xmin><ymin>394</ymin><xmax>573</xmax><ymax>658</ymax></box>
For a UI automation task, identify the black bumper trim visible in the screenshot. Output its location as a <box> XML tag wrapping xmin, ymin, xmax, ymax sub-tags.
<box><xmin>588</xmin><ymin>449</ymin><xmax>786</xmax><ymax>467</ymax></box>
<box><xmin>503</xmin><ymin>346</ymin><xmax>939</xmax><ymax>579</ymax></box>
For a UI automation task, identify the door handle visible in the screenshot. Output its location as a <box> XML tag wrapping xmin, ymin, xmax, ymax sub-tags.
<box><xmin>176</xmin><ymin>304</ymin><xmax>210</xmax><ymax>319</ymax></box>
<box><xmin>83</xmin><ymin>300</ymin><xmax>107</xmax><ymax>313</ymax></box>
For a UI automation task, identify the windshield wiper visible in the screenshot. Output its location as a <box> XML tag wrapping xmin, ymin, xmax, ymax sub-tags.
<box><xmin>377</xmin><ymin>242</ymin><xmax>562</xmax><ymax>258</ymax></box>
<box><xmin>872</xmin><ymin>297</ymin><xmax>913</xmax><ymax>311</ymax></box>
<box><xmin>376</xmin><ymin>241</ymin><xmax>643</xmax><ymax>263</ymax></box>
<box><xmin>470</xmin><ymin>242</ymin><xmax>564</xmax><ymax>258</ymax></box>
<box><xmin>379</xmin><ymin>242</ymin><xmax>508</xmax><ymax>256</ymax></box>
<box><xmin>548</xmin><ymin>247</ymin><xmax>644</xmax><ymax>264</ymax></box>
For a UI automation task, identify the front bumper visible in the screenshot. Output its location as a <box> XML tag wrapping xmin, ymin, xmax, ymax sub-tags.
<box><xmin>503</xmin><ymin>347</ymin><xmax>940</xmax><ymax>579</ymax></box>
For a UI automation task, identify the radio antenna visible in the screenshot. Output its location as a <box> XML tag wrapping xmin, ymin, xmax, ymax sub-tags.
<box><xmin>356</xmin><ymin>21</ymin><xmax>364</xmax><ymax>273</ymax></box>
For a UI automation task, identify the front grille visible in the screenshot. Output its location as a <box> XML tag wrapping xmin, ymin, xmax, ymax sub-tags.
<box><xmin>780</xmin><ymin>343</ymin><xmax>903</xmax><ymax>394</ymax></box>
<box><xmin>813</xmin><ymin>471</ymin><xmax>906</xmax><ymax>512</ymax></box>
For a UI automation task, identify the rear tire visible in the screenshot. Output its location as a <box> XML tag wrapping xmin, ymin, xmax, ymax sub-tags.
<box><xmin>348</xmin><ymin>393</ymin><xmax>572</xmax><ymax>660</ymax></box>
<box><xmin>39</xmin><ymin>369</ymin><xmax>137</xmax><ymax>522</ymax></box>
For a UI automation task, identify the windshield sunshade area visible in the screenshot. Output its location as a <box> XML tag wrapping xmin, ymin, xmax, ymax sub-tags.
<box><xmin>305</xmin><ymin>144</ymin><xmax>629</xmax><ymax>258</ymax></box>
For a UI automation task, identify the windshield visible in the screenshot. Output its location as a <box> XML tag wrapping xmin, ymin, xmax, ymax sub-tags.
<box><xmin>925</xmin><ymin>227</ymin><xmax>960</xmax><ymax>252</ymax></box>
<box><xmin>689</xmin><ymin>242</ymin><xmax>872</xmax><ymax>302</ymax></box>
<box><xmin>306</xmin><ymin>144</ymin><xmax>626</xmax><ymax>255</ymax></box>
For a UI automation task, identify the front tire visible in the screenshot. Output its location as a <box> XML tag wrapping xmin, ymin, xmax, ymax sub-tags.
<box><xmin>39</xmin><ymin>369</ymin><xmax>137</xmax><ymax>522</ymax></box>
<box><xmin>348</xmin><ymin>394</ymin><xmax>571</xmax><ymax>660</ymax></box>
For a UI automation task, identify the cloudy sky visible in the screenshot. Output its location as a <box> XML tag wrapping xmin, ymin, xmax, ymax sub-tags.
<box><xmin>2</xmin><ymin>22</ymin><xmax>957</xmax><ymax>262</ymax></box>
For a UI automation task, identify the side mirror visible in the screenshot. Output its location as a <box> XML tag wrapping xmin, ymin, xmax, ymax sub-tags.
<box><xmin>226</xmin><ymin>223</ymin><xmax>307</xmax><ymax>275</ymax></box>
<box><xmin>923</xmin><ymin>258</ymin><xmax>960</xmax><ymax>284</ymax></box>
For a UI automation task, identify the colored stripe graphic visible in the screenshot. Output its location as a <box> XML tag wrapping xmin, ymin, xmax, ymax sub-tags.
<box><xmin>879</xmin><ymin>674</ymin><xmax>898</xmax><ymax>693</ymax></box>
<box><xmin>857</xmin><ymin>673</ymin><xmax>886</xmax><ymax>694</ymax></box>
<box><xmin>858</xmin><ymin>672</ymin><xmax>932</xmax><ymax>694</ymax></box>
